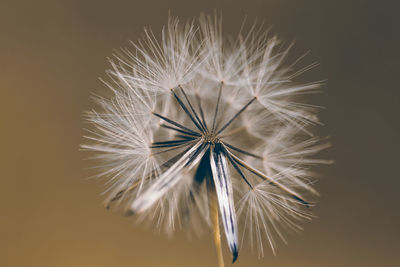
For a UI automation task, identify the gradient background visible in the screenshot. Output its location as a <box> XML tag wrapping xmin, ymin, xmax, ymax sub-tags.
<box><xmin>2</xmin><ymin>0</ymin><xmax>399</xmax><ymax>266</ymax></box>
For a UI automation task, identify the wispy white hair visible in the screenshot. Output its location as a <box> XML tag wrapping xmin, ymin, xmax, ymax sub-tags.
<box><xmin>82</xmin><ymin>13</ymin><xmax>331</xmax><ymax>263</ymax></box>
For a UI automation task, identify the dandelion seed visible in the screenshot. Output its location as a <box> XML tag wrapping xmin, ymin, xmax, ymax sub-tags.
<box><xmin>82</xmin><ymin>13</ymin><xmax>331</xmax><ymax>266</ymax></box>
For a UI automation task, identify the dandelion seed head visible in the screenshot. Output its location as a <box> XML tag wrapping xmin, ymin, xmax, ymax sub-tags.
<box><xmin>82</xmin><ymin>13</ymin><xmax>331</xmax><ymax>263</ymax></box>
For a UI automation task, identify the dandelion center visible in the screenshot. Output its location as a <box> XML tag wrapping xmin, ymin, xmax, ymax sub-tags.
<box><xmin>202</xmin><ymin>132</ymin><xmax>219</xmax><ymax>144</ymax></box>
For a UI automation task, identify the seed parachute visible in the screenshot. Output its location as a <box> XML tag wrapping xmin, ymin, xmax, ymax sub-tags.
<box><xmin>82</xmin><ymin>13</ymin><xmax>331</xmax><ymax>266</ymax></box>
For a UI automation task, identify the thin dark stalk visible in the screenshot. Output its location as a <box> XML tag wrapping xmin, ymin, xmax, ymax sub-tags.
<box><xmin>223</xmin><ymin>142</ymin><xmax>263</xmax><ymax>159</ymax></box>
<box><xmin>195</xmin><ymin>93</ymin><xmax>208</xmax><ymax>132</ymax></box>
<box><xmin>160</xmin><ymin>123</ymin><xmax>200</xmax><ymax>137</ymax></box>
<box><xmin>212</xmin><ymin>82</ymin><xmax>224</xmax><ymax>133</ymax></box>
<box><xmin>153</xmin><ymin>112</ymin><xmax>200</xmax><ymax>136</ymax></box>
<box><xmin>218</xmin><ymin>126</ymin><xmax>247</xmax><ymax>138</ymax></box>
<box><xmin>221</xmin><ymin>144</ymin><xmax>253</xmax><ymax>189</ymax></box>
<box><xmin>217</xmin><ymin>97</ymin><xmax>257</xmax><ymax>135</ymax></box>
<box><xmin>225</xmin><ymin>147</ymin><xmax>309</xmax><ymax>206</ymax></box>
<box><xmin>151</xmin><ymin>139</ymin><xmax>194</xmax><ymax>148</ymax></box>
<box><xmin>171</xmin><ymin>88</ymin><xmax>204</xmax><ymax>132</ymax></box>
<box><xmin>152</xmin><ymin>140</ymin><xmax>197</xmax><ymax>155</ymax></box>
<box><xmin>178</xmin><ymin>85</ymin><xmax>206</xmax><ymax>132</ymax></box>
<box><xmin>174</xmin><ymin>134</ymin><xmax>198</xmax><ymax>140</ymax></box>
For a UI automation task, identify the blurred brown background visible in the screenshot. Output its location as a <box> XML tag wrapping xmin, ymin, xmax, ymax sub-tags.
<box><xmin>1</xmin><ymin>0</ymin><xmax>399</xmax><ymax>266</ymax></box>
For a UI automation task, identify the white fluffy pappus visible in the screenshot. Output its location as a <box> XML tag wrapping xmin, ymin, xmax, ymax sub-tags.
<box><xmin>82</xmin><ymin>13</ymin><xmax>331</xmax><ymax>265</ymax></box>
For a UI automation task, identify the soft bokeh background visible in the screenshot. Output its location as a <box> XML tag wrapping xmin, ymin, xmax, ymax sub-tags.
<box><xmin>1</xmin><ymin>0</ymin><xmax>399</xmax><ymax>266</ymax></box>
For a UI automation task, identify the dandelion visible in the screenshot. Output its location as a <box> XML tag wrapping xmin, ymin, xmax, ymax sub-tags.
<box><xmin>82</xmin><ymin>13</ymin><xmax>331</xmax><ymax>266</ymax></box>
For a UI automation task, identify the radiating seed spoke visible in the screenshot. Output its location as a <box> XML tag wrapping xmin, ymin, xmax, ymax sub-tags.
<box><xmin>223</xmin><ymin>142</ymin><xmax>263</xmax><ymax>159</ymax></box>
<box><xmin>171</xmin><ymin>88</ymin><xmax>204</xmax><ymax>132</ymax></box>
<box><xmin>153</xmin><ymin>112</ymin><xmax>200</xmax><ymax>136</ymax></box>
<box><xmin>212</xmin><ymin>82</ymin><xmax>224</xmax><ymax>132</ymax></box>
<box><xmin>160</xmin><ymin>123</ymin><xmax>200</xmax><ymax>137</ymax></box>
<box><xmin>217</xmin><ymin>97</ymin><xmax>256</xmax><ymax>135</ymax></box>
<box><xmin>225</xmin><ymin>146</ymin><xmax>309</xmax><ymax>206</ymax></box>
<box><xmin>221</xmin><ymin>144</ymin><xmax>253</xmax><ymax>189</ymax></box>
<box><xmin>195</xmin><ymin>93</ymin><xmax>208</xmax><ymax>132</ymax></box>
<box><xmin>178</xmin><ymin>85</ymin><xmax>207</xmax><ymax>132</ymax></box>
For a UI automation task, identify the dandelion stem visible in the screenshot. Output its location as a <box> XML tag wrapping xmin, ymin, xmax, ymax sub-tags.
<box><xmin>210</xmin><ymin>191</ymin><xmax>225</xmax><ymax>267</ymax></box>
